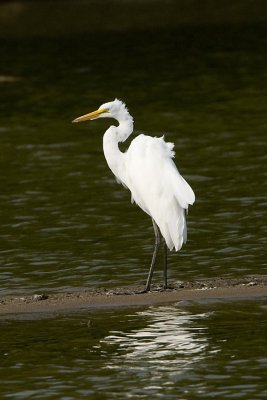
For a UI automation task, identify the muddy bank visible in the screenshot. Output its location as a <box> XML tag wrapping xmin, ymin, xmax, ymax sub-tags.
<box><xmin>1</xmin><ymin>276</ymin><xmax>267</xmax><ymax>317</ymax></box>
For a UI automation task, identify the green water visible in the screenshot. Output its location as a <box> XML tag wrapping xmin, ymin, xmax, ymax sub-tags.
<box><xmin>1</xmin><ymin>1</ymin><xmax>267</xmax><ymax>398</ymax></box>
<box><xmin>1</xmin><ymin>300</ymin><xmax>267</xmax><ymax>399</ymax></box>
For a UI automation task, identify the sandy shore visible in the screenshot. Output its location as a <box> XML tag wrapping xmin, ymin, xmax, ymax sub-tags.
<box><xmin>1</xmin><ymin>276</ymin><xmax>267</xmax><ymax>317</ymax></box>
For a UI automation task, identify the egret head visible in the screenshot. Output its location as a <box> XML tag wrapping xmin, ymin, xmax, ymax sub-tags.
<box><xmin>72</xmin><ymin>99</ymin><xmax>129</xmax><ymax>123</ymax></box>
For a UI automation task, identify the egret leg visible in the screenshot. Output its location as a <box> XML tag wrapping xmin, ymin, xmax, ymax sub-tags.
<box><xmin>163</xmin><ymin>241</ymin><xmax>168</xmax><ymax>289</ymax></box>
<box><xmin>145</xmin><ymin>219</ymin><xmax>161</xmax><ymax>292</ymax></box>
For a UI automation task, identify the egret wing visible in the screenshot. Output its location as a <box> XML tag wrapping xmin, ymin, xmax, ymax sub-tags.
<box><xmin>124</xmin><ymin>134</ymin><xmax>195</xmax><ymax>250</ymax></box>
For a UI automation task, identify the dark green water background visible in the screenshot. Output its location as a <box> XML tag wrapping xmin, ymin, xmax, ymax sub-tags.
<box><xmin>0</xmin><ymin>1</ymin><xmax>267</xmax><ymax>398</ymax></box>
<box><xmin>1</xmin><ymin>300</ymin><xmax>267</xmax><ymax>399</ymax></box>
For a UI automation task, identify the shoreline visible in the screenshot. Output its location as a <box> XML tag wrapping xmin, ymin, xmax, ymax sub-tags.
<box><xmin>1</xmin><ymin>276</ymin><xmax>267</xmax><ymax>318</ymax></box>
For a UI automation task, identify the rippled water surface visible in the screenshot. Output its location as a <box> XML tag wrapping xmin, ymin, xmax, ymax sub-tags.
<box><xmin>1</xmin><ymin>300</ymin><xmax>267</xmax><ymax>399</ymax></box>
<box><xmin>1</xmin><ymin>2</ymin><xmax>267</xmax><ymax>294</ymax></box>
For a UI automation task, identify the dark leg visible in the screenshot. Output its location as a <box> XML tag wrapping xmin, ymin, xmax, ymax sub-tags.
<box><xmin>163</xmin><ymin>241</ymin><xmax>168</xmax><ymax>289</ymax></box>
<box><xmin>145</xmin><ymin>219</ymin><xmax>161</xmax><ymax>292</ymax></box>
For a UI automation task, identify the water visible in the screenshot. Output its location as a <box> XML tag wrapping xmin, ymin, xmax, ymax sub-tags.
<box><xmin>1</xmin><ymin>300</ymin><xmax>267</xmax><ymax>399</ymax></box>
<box><xmin>1</xmin><ymin>7</ymin><xmax>266</xmax><ymax>294</ymax></box>
<box><xmin>1</xmin><ymin>1</ymin><xmax>267</xmax><ymax>398</ymax></box>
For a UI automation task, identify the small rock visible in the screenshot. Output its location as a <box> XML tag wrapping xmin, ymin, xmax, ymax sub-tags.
<box><xmin>200</xmin><ymin>283</ymin><xmax>208</xmax><ymax>288</ymax></box>
<box><xmin>32</xmin><ymin>294</ymin><xmax>48</xmax><ymax>301</ymax></box>
<box><xmin>248</xmin><ymin>281</ymin><xmax>257</xmax><ymax>286</ymax></box>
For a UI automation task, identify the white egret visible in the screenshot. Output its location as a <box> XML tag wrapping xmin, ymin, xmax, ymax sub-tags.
<box><xmin>73</xmin><ymin>99</ymin><xmax>195</xmax><ymax>291</ymax></box>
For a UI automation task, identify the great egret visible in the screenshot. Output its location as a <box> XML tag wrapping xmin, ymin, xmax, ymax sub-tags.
<box><xmin>73</xmin><ymin>99</ymin><xmax>195</xmax><ymax>291</ymax></box>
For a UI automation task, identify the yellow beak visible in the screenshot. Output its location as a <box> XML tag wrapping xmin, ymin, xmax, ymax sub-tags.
<box><xmin>72</xmin><ymin>108</ymin><xmax>107</xmax><ymax>123</ymax></box>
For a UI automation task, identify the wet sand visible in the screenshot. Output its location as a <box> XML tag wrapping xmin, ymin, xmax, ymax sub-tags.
<box><xmin>1</xmin><ymin>276</ymin><xmax>267</xmax><ymax>317</ymax></box>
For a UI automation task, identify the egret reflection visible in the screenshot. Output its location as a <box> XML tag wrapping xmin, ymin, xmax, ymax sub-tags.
<box><xmin>102</xmin><ymin>305</ymin><xmax>212</xmax><ymax>375</ymax></box>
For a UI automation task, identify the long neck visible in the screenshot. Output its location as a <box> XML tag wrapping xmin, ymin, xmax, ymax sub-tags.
<box><xmin>103</xmin><ymin>113</ymin><xmax>133</xmax><ymax>185</ymax></box>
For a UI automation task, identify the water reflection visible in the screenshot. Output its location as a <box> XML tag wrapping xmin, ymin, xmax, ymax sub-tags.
<box><xmin>0</xmin><ymin>301</ymin><xmax>267</xmax><ymax>398</ymax></box>
<box><xmin>102</xmin><ymin>306</ymin><xmax>212</xmax><ymax>383</ymax></box>
<box><xmin>100</xmin><ymin>302</ymin><xmax>267</xmax><ymax>398</ymax></box>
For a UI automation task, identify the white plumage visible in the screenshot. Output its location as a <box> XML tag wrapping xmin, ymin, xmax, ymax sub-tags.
<box><xmin>73</xmin><ymin>99</ymin><xmax>195</xmax><ymax>291</ymax></box>
<box><xmin>124</xmin><ymin>134</ymin><xmax>194</xmax><ymax>251</ymax></box>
